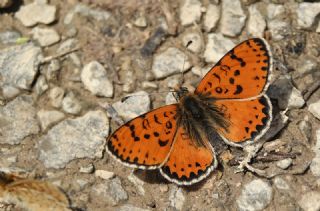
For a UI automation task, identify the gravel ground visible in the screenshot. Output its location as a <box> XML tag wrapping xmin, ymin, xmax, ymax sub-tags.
<box><xmin>0</xmin><ymin>0</ymin><xmax>320</xmax><ymax>210</ymax></box>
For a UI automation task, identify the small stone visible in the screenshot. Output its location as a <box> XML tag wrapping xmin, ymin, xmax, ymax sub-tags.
<box><xmin>69</xmin><ymin>53</ymin><xmax>82</xmax><ymax>67</ymax></box>
<box><xmin>182</xmin><ymin>32</ymin><xmax>203</xmax><ymax>53</ymax></box>
<box><xmin>45</xmin><ymin>59</ymin><xmax>61</xmax><ymax>81</ymax></box>
<box><xmin>298</xmin><ymin>191</ymin><xmax>320</xmax><ymax>211</ymax></box>
<box><xmin>15</xmin><ymin>1</ymin><xmax>56</xmax><ymax>27</ymax></box>
<box><xmin>49</xmin><ymin>86</ymin><xmax>65</xmax><ymax>108</ymax></box>
<box><xmin>31</xmin><ymin>27</ymin><xmax>60</xmax><ymax>47</ymax></box>
<box><xmin>2</xmin><ymin>85</ymin><xmax>20</xmax><ymax>99</ymax></box>
<box><xmin>119</xmin><ymin>205</ymin><xmax>150</xmax><ymax>211</ymax></box>
<box><xmin>298</xmin><ymin>116</ymin><xmax>312</xmax><ymax>141</ymax></box>
<box><xmin>34</xmin><ymin>75</ymin><xmax>49</xmax><ymax>96</ymax></box>
<box><xmin>0</xmin><ymin>0</ymin><xmax>13</xmax><ymax>8</ymax></box>
<box><xmin>237</xmin><ymin>179</ymin><xmax>273</xmax><ymax>211</ymax></box>
<box><xmin>81</xmin><ymin>61</ymin><xmax>113</xmax><ymax>97</ymax></box>
<box><xmin>169</xmin><ymin>187</ymin><xmax>185</xmax><ymax>211</ymax></box>
<box><xmin>274</xmin><ymin>177</ymin><xmax>290</xmax><ymax>190</ymax></box>
<box><xmin>263</xmin><ymin>139</ymin><xmax>288</xmax><ymax>153</ymax></box>
<box><xmin>141</xmin><ymin>81</ymin><xmax>158</xmax><ymax>89</ymax></box>
<box><xmin>204</xmin><ymin>33</ymin><xmax>235</xmax><ymax>63</ymax></box>
<box><xmin>37</xmin><ymin>109</ymin><xmax>65</xmax><ymax>131</ymax></box>
<box><xmin>112</xmin><ymin>91</ymin><xmax>150</xmax><ymax>121</ymax></box>
<box><xmin>179</xmin><ymin>0</ymin><xmax>202</xmax><ymax>26</ymax></box>
<box><xmin>204</xmin><ymin>4</ymin><xmax>220</xmax><ymax>32</ymax></box>
<box><xmin>128</xmin><ymin>173</ymin><xmax>145</xmax><ymax>196</ymax></box>
<box><xmin>133</xmin><ymin>16</ymin><xmax>148</xmax><ymax>28</ymax></box>
<box><xmin>220</xmin><ymin>0</ymin><xmax>246</xmax><ymax>37</ymax></box>
<box><xmin>310</xmin><ymin>130</ymin><xmax>320</xmax><ymax>177</ymax></box>
<box><xmin>287</xmin><ymin>87</ymin><xmax>305</xmax><ymax>109</ymax></box>
<box><xmin>90</xmin><ymin>177</ymin><xmax>128</xmax><ymax>206</ymax></box>
<box><xmin>267</xmin><ymin>4</ymin><xmax>285</xmax><ymax>20</ymax></box>
<box><xmin>159</xmin><ymin>185</ymin><xmax>169</xmax><ymax>193</ymax></box>
<box><xmin>247</xmin><ymin>4</ymin><xmax>266</xmax><ymax>37</ymax></box>
<box><xmin>166</xmin><ymin>92</ymin><xmax>177</xmax><ymax>105</ymax></box>
<box><xmin>0</xmin><ymin>30</ymin><xmax>21</xmax><ymax>44</ymax></box>
<box><xmin>308</xmin><ymin>100</ymin><xmax>320</xmax><ymax>120</ymax></box>
<box><xmin>266</xmin><ymin>4</ymin><xmax>289</xmax><ymax>41</ymax></box>
<box><xmin>122</xmin><ymin>70</ymin><xmax>136</xmax><ymax>93</ymax></box>
<box><xmin>79</xmin><ymin>163</ymin><xmax>95</xmax><ymax>174</ymax></box>
<box><xmin>276</xmin><ymin>158</ymin><xmax>293</xmax><ymax>170</ymax></box>
<box><xmin>296</xmin><ymin>58</ymin><xmax>318</xmax><ymax>76</ymax></box>
<box><xmin>95</xmin><ymin>170</ymin><xmax>115</xmax><ymax>180</ymax></box>
<box><xmin>56</xmin><ymin>38</ymin><xmax>78</xmax><ymax>54</ymax></box>
<box><xmin>296</xmin><ymin>3</ymin><xmax>320</xmax><ymax>29</ymax></box>
<box><xmin>38</xmin><ymin>110</ymin><xmax>109</xmax><ymax>168</ymax></box>
<box><xmin>62</xmin><ymin>92</ymin><xmax>82</xmax><ymax>115</ymax></box>
<box><xmin>191</xmin><ymin>65</ymin><xmax>211</xmax><ymax>77</ymax></box>
<box><xmin>0</xmin><ymin>95</ymin><xmax>39</xmax><ymax>145</ymax></box>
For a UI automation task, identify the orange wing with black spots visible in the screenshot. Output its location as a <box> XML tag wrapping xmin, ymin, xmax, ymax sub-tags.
<box><xmin>215</xmin><ymin>94</ymin><xmax>272</xmax><ymax>146</ymax></box>
<box><xmin>107</xmin><ymin>104</ymin><xmax>178</xmax><ymax>169</ymax></box>
<box><xmin>160</xmin><ymin>127</ymin><xmax>217</xmax><ymax>185</ymax></box>
<box><xmin>195</xmin><ymin>38</ymin><xmax>272</xmax><ymax>99</ymax></box>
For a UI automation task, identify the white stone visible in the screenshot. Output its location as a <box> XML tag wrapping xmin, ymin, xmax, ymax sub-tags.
<box><xmin>204</xmin><ymin>4</ymin><xmax>220</xmax><ymax>32</ymax></box>
<box><xmin>133</xmin><ymin>16</ymin><xmax>147</xmax><ymax>28</ymax></box>
<box><xmin>62</xmin><ymin>92</ymin><xmax>82</xmax><ymax>115</ymax></box>
<box><xmin>287</xmin><ymin>87</ymin><xmax>305</xmax><ymax>109</ymax></box>
<box><xmin>247</xmin><ymin>4</ymin><xmax>266</xmax><ymax>37</ymax></box>
<box><xmin>220</xmin><ymin>0</ymin><xmax>246</xmax><ymax>37</ymax></box>
<box><xmin>166</xmin><ymin>92</ymin><xmax>177</xmax><ymax>105</ymax></box>
<box><xmin>35</xmin><ymin>75</ymin><xmax>49</xmax><ymax>96</ymax></box>
<box><xmin>182</xmin><ymin>32</ymin><xmax>203</xmax><ymax>53</ymax></box>
<box><xmin>310</xmin><ymin>130</ymin><xmax>320</xmax><ymax>177</ymax></box>
<box><xmin>37</xmin><ymin>109</ymin><xmax>65</xmax><ymax>131</ymax></box>
<box><xmin>49</xmin><ymin>87</ymin><xmax>65</xmax><ymax>108</ymax></box>
<box><xmin>38</xmin><ymin>110</ymin><xmax>109</xmax><ymax>168</ymax></box>
<box><xmin>169</xmin><ymin>187</ymin><xmax>185</xmax><ymax>210</ymax></box>
<box><xmin>119</xmin><ymin>205</ymin><xmax>150</xmax><ymax>211</ymax></box>
<box><xmin>57</xmin><ymin>38</ymin><xmax>78</xmax><ymax>54</ymax></box>
<box><xmin>274</xmin><ymin>177</ymin><xmax>290</xmax><ymax>190</ymax></box>
<box><xmin>179</xmin><ymin>0</ymin><xmax>202</xmax><ymax>26</ymax></box>
<box><xmin>95</xmin><ymin>170</ymin><xmax>115</xmax><ymax>180</ymax></box>
<box><xmin>309</xmin><ymin>100</ymin><xmax>320</xmax><ymax>120</ymax></box>
<box><xmin>296</xmin><ymin>3</ymin><xmax>320</xmax><ymax>29</ymax></box>
<box><xmin>298</xmin><ymin>191</ymin><xmax>320</xmax><ymax>211</ymax></box>
<box><xmin>79</xmin><ymin>163</ymin><xmax>94</xmax><ymax>174</ymax></box>
<box><xmin>15</xmin><ymin>1</ymin><xmax>56</xmax><ymax>27</ymax></box>
<box><xmin>112</xmin><ymin>91</ymin><xmax>150</xmax><ymax>121</ymax></box>
<box><xmin>2</xmin><ymin>85</ymin><xmax>20</xmax><ymax>99</ymax></box>
<box><xmin>0</xmin><ymin>30</ymin><xmax>21</xmax><ymax>44</ymax></box>
<box><xmin>237</xmin><ymin>179</ymin><xmax>273</xmax><ymax>211</ymax></box>
<box><xmin>141</xmin><ymin>81</ymin><xmax>158</xmax><ymax>89</ymax></box>
<box><xmin>266</xmin><ymin>4</ymin><xmax>289</xmax><ymax>41</ymax></box>
<box><xmin>128</xmin><ymin>173</ymin><xmax>145</xmax><ymax>196</ymax></box>
<box><xmin>81</xmin><ymin>61</ymin><xmax>113</xmax><ymax>97</ymax></box>
<box><xmin>297</xmin><ymin>59</ymin><xmax>317</xmax><ymax>76</ymax></box>
<box><xmin>152</xmin><ymin>47</ymin><xmax>191</xmax><ymax>79</ymax></box>
<box><xmin>31</xmin><ymin>27</ymin><xmax>60</xmax><ymax>47</ymax></box>
<box><xmin>204</xmin><ymin>33</ymin><xmax>235</xmax><ymax>63</ymax></box>
<box><xmin>276</xmin><ymin>158</ymin><xmax>292</xmax><ymax>170</ymax></box>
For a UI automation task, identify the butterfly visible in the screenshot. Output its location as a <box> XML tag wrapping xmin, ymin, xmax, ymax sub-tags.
<box><xmin>106</xmin><ymin>38</ymin><xmax>273</xmax><ymax>185</ymax></box>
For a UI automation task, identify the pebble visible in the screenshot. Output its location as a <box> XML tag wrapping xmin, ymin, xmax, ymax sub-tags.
<box><xmin>0</xmin><ymin>30</ymin><xmax>21</xmax><ymax>44</ymax></box>
<box><xmin>119</xmin><ymin>205</ymin><xmax>150</xmax><ymax>211</ymax></box>
<box><xmin>122</xmin><ymin>70</ymin><xmax>136</xmax><ymax>93</ymax></box>
<box><xmin>237</xmin><ymin>179</ymin><xmax>273</xmax><ymax>211</ymax></box>
<box><xmin>37</xmin><ymin>109</ymin><xmax>65</xmax><ymax>131</ymax></box>
<box><xmin>310</xmin><ymin>130</ymin><xmax>320</xmax><ymax>177</ymax></box>
<box><xmin>45</xmin><ymin>59</ymin><xmax>61</xmax><ymax>81</ymax></box>
<box><xmin>79</xmin><ymin>163</ymin><xmax>95</xmax><ymax>174</ymax></box>
<box><xmin>62</xmin><ymin>91</ymin><xmax>82</xmax><ymax>115</ymax></box>
<box><xmin>0</xmin><ymin>43</ymin><xmax>43</xmax><ymax>93</ymax></box>
<box><xmin>140</xmin><ymin>27</ymin><xmax>167</xmax><ymax>57</ymax></box>
<box><xmin>204</xmin><ymin>33</ymin><xmax>235</xmax><ymax>63</ymax></box>
<box><xmin>49</xmin><ymin>86</ymin><xmax>65</xmax><ymax>108</ymax></box>
<box><xmin>128</xmin><ymin>173</ymin><xmax>145</xmax><ymax>196</ymax></box>
<box><xmin>166</xmin><ymin>92</ymin><xmax>177</xmax><ymax>105</ymax></box>
<box><xmin>133</xmin><ymin>16</ymin><xmax>148</xmax><ymax>28</ymax></box>
<box><xmin>169</xmin><ymin>187</ymin><xmax>185</xmax><ymax>210</ymax></box>
<box><xmin>95</xmin><ymin>170</ymin><xmax>115</xmax><ymax>180</ymax></box>
<box><xmin>56</xmin><ymin>38</ymin><xmax>78</xmax><ymax>54</ymax></box>
<box><xmin>15</xmin><ymin>1</ymin><xmax>56</xmax><ymax>27</ymax></box>
<box><xmin>141</xmin><ymin>81</ymin><xmax>158</xmax><ymax>89</ymax></box>
<box><xmin>296</xmin><ymin>2</ymin><xmax>320</xmax><ymax>29</ymax></box>
<box><xmin>266</xmin><ymin>4</ymin><xmax>289</xmax><ymax>41</ymax></box>
<box><xmin>220</xmin><ymin>0</ymin><xmax>246</xmax><ymax>37</ymax></box>
<box><xmin>179</xmin><ymin>0</ymin><xmax>202</xmax><ymax>26</ymax></box>
<box><xmin>34</xmin><ymin>75</ymin><xmax>49</xmax><ymax>96</ymax></box>
<box><xmin>31</xmin><ymin>27</ymin><xmax>60</xmax><ymax>47</ymax></box>
<box><xmin>2</xmin><ymin>85</ymin><xmax>20</xmax><ymax>99</ymax></box>
<box><xmin>0</xmin><ymin>0</ymin><xmax>12</xmax><ymax>8</ymax></box>
<box><xmin>247</xmin><ymin>4</ymin><xmax>266</xmax><ymax>37</ymax></box>
<box><xmin>0</xmin><ymin>95</ymin><xmax>39</xmax><ymax>145</ymax></box>
<box><xmin>298</xmin><ymin>191</ymin><xmax>320</xmax><ymax>211</ymax></box>
<box><xmin>182</xmin><ymin>32</ymin><xmax>203</xmax><ymax>53</ymax></box>
<box><xmin>204</xmin><ymin>4</ymin><xmax>220</xmax><ymax>32</ymax></box>
<box><xmin>38</xmin><ymin>110</ymin><xmax>109</xmax><ymax>168</ymax></box>
<box><xmin>308</xmin><ymin>100</ymin><xmax>320</xmax><ymax>120</ymax></box>
<box><xmin>287</xmin><ymin>87</ymin><xmax>305</xmax><ymax>109</ymax></box>
<box><xmin>191</xmin><ymin>65</ymin><xmax>211</xmax><ymax>77</ymax></box>
<box><xmin>81</xmin><ymin>61</ymin><xmax>113</xmax><ymax>97</ymax></box>
<box><xmin>112</xmin><ymin>91</ymin><xmax>150</xmax><ymax>121</ymax></box>
<box><xmin>274</xmin><ymin>177</ymin><xmax>290</xmax><ymax>190</ymax></box>
<box><xmin>296</xmin><ymin>58</ymin><xmax>318</xmax><ymax>76</ymax></box>
<box><xmin>263</xmin><ymin>139</ymin><xmax>288</xmax><ymax>152</ymax></box>
<box><xmin>298</xmin><ymin>116</ymin><xmax>312</xmax><ymax>141</ymax></box>
<box><xmin>90</xmin><ymin>177</ymin><xmax>128</xmax><ymax>206</ymax></box>
<box><xmin>276</xmin><ymin>158</ymin><xmax>293</xmax><ymax>170</ymax></box>
<box><xmin>152</xmin><ymin>47</ymin><xmax>191</xmax><ymax>79</ymax></box>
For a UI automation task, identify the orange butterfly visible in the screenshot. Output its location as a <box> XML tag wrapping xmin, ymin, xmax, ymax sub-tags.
<box><xmin>107</xmin><ymin>38</ymin><xmax>272</xmax><ymax>185</ymax></box>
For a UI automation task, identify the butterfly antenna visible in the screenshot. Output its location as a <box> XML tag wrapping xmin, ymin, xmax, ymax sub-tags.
<box><xmin>179</xmin><ymin>40</ymin><xmax>193</xmax><ymax>87</ymax></box>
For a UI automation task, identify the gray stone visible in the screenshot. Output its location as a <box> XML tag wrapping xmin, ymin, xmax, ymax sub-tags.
<box><xmin>298</xmin><ymin>191</ymin><xmax>320</xmax><ymax>211</ymax></box>
<box><xmin>297</xmin><ymin>58</ymin><xmax>318</xmax><ymax>76</ymax></box>
<box><xmin>122</xmin><ymin>70</ymin><xmax>136</xmax><ymax>93</ymax></box>
<box><xmin>237</xmin><ymin>179</ymin><xmax>272</xmax><ymax>211</ymax></box>
<box><xmin>45</xmin><ymin>59</ymin><xmax>61</xmax><ymax>81</ymax></box>
<box><xmin>37</xmin><ymin>109</ymin><xmax>65</xmax><ymax>131</ymax></box>
<box><xmin>267</xmin><ymin>4</ymin><xmax>285</xmax><ymax>20</ymax></box>
<box><xmin>38</xmin><ymin>110</ymin><xmax>109</xmax><ymax>168</ymax></box>
<box><xmin>31</xmin><ymin>27</ymin><xmax>60</xmax><ymax>47</ymax></box>
<box><xmin>0</xmin><ymin>30</ymin><xmax>21</xmax><ymax>44</ymax></box>
<box><xmin>119</xmin><ymin>205</ymin><xmax>150</xmax><ymax>211</ymax></box>
<box><xmin>0</xmin><ymin>43</ymin><xmax>43</xmax><ymax>94</ymax></box>
<box><xmin>179</xmin><ymin>0</ymin><xmax>202</xmax><ymax>26</ymax></box>
<box><xmin>128</xmin><ymin>172</ymin><xmax>145</xmax><ymax>196</ymax></box>
<box><xmin>276</xmin><ymin>158</ymin><xmax>293</xmax><ymax>170</ymax></box>
<box><xmin>204</xmin><ymin>33</ymin><xmax>234</xmax><ymax>63</ymax></box>
<box><xmin>296</xmin><ymin>3</ymin><xmax>320</xmax><ymax>29</ymax></box>
<box><xmin>79</xmin><ymin>163</ymin><xmax>95</xmax><ymax>174</ymax></box>
<box><xmin>308</xmin><ymin>100</ymin><xmax>320</xmax><ymax>120</ymax></box>
<box><xmin>247</xmin><ymin>4</ymin><xmax>266</xmax><ymax>37</ymax></box>
<box><xmin>169</xmin><ymin>187</ymin><xmax>185</xmax><ymax>211</ymax></box>
<box><xmin>62</xmin><ymin>92</ymin><xmax>82</xmax><ymax>115</ymax></box>
<box><xmin>49</xmin><ymin>86</ymin><xmax>65</xmax><ymax>108</ymax></box>
<box><xmin>287</xmin><ymin>87</ymin><xmax>305</xmax><ymax>109</ymax></box>
<box><xmin>220</xmin><ymin>0</ymin><xmax>246</xmax><ymax>37</ymax></box>
<box><xmin>204</xmin><ymin>4</ymin><xmax>220</xmax><ymax>32</ymax></box>
<box><xmin>274</xmin><ymin>177</ymin><xmax>290</xmax><ymax>190</ymax></box>
<box><xmin>56</xmin><ymin>38</ymin><xmax>78</xmax><ymax>54</ymax></box>
<box><xmin>35</xmin><ymin>75</ymin><xmax>49</xmax><ymax>96</ymax></box>
<box><xmin>81</xmin><ymin>61</ymin><xmax>113</xmax><ymax>97</ymax></box>
<box><xmin>15</xmin><ymin>1</ymin><xmax>56</xmax><ymax>27</ymax></box>
<box><xmin>90</xmin><ymin>177</ymin><xmax>128</xmax><ymax>206</ymax></box>
<box><xmin>133</xmin><ymin>16</ymin><xmax>148</xmax><ymax>28</ymax></box>
<box><xmin>266</xmin><ymin>4</ymin><xmax>289</xmax><ymax>41</ymax></box>
<box><xmin>182</xmin><ymin>32</ymin><xmax>203</xmax><ymax>53</ymax></box>
<box><xmin>152</xmin><ymin>47</ymin><xmax>191</xmax><ymax>79</ymax></box>
<box><xmin>0</xmin><ymin>95</ymin><xmax>39</xmax><ymax>145</ymax></box>
<box><xmin>298</xmin><ymin>116</ymin><xmax>312</xmax><ymax>141</ymax></box>
<box><xmin>2</xmin><ymin>85</ymin><xmax>20</xmax><ymax>99</ymax></box>
<box><xmin>310</xmin><ymin>130</ymin><xmax>320</xmax><ymax>177</ymax></box>
<box><xmin>112</xmin><ymin>91</ymin><xmax>150</xmax><ymax>122</ymax></box>
<box><xmin>95</xmin><ymin>170</ymin><xmax>115</xmax><ymax>180</ymax></box>
<box><xmin>166</xmin><ymin>92</ymin><xmax>177</xmax><ymax>105</ymax></box>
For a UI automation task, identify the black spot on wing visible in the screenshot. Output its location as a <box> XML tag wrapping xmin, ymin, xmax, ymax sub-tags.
<box><xmin>233</xmin><ymin>85</ymin><xmax>243</xmax><ymax>95</ymax></box>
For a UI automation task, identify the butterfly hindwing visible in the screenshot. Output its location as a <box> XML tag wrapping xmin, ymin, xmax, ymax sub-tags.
<box><xmin>107</xmin><ymin>104</ymin><xmax>178</xmax><ymax>169</ymax></box>
<box><xmin>195</xmin><ymin>38</ymin><xmax>272</xmax><ymax>99</ymax></box>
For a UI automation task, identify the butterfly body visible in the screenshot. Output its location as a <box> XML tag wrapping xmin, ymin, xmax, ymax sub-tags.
<box><xmin>107</xmin><ymin>38</ymin><xmax>273</xmax><ymax>185</ymax></box>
